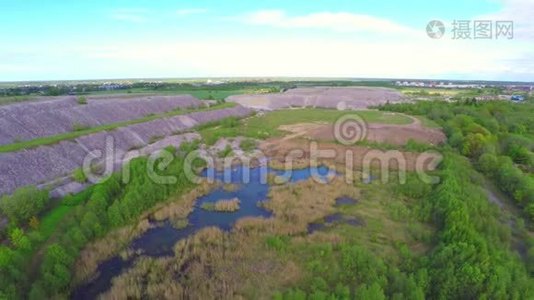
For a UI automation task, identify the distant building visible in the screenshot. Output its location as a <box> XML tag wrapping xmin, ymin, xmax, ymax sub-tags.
<box><xmin>475</xmin><ymin>95</ymin><xmax>497</xmax><ymax>101</ymax></box>
<box><xmin>394</xmin><ymin>81</ymin><xmax>485</xmax><ymax>89</ymax></box>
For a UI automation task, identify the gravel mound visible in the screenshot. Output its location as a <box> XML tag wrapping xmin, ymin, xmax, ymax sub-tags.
<box><xmin>0</xmin><ymin>95</ymin><xmax>202</xmax><ymax>145</ymax></box>
<box><xmin>0</xmin><ymin>105</ymin><xmax>252</xmax><ymax>196</ymax></box>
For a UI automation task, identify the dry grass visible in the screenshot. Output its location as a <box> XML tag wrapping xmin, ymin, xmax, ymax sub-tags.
<box><xmin>263</xmin><ymin>177</ymin><xmax>359</xmax><ymax>234</ymax></box>
<box><xmin>151</xmin><ymin>180</ymin><xmax>217</xmax><ymax>222</ymax></box>
<box><xmin>101</xmin><ymin>227</ymin><xmax>302</xmax><ymax>300</ymax></box>
<box><xmin>268</xmin><ymin>157</ymin><xmax>310</xmax><ymax>171</ymax></box>
<box><xmin>214</xmin><ymin>198</ymin><xmax>241</xmax><ymax>212</ymax></box>
<box><xmin>222</xmin><ymin>183</ymin><xmax>240</xmax><ymax>192</ymax></box>
<box><xmin>73</xmin><ymin>181</ymin><xmax>217</xmax><ymax>285</ymax></box>
<box><xmin>72</xmin><ymin>219</ymin><xmax>153</xmax><ymax>285</ymax></box>
<box><xmin>170</xmin><ymin>218</ymin><xmax>189</xmax><ymax>229</ymax></box>
<box><xmin>231</xmin><ymin>177</ymin><xmax>360</xmax><ymax>236</ymax></box>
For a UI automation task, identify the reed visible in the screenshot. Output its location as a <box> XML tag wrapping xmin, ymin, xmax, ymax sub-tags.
<box><xmin>201</xmin><ymin>197</ymin><xmax>241</xmax><ymax>212</ymax></box>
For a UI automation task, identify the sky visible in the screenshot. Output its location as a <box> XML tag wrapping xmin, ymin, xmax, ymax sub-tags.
<box><xmin>0</xmin><ymin>0</ymin><xmax>533</xmax><ymax>82</ymax></box>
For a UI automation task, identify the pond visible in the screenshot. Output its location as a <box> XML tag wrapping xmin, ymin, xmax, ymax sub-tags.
<box><xmin>72</xmin><ymin>165</ymin><xmax>333</xmax><ymax>299</ymax></box>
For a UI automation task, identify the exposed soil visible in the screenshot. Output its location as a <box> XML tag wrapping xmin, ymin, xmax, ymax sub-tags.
<box><xmin>260</xmin><ymin>137</ymin><xmax>440</xmax><ymax>173</ymax></box>
<box><xmin>278</xmin><ymin>115</ymin><xmax>446</xmax><ymax>146</ymax></box>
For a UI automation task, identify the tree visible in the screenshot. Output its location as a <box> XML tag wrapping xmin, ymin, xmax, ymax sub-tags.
<box><xmin>462</xmin><ymin>133</ymin><xmax>489</xmax><ymax>158</ymax></box>
<box><xmin>9</xmin><ymin>228</ymin><xmax>31</xmax><ymax>251</ymax></box>
<box><xmin>107</xmin><ymin>202</ymin><xmax>124</xmax><ymax>227</ymax></box>
<box><xmin>354</xmin><ymin>283</ymin><xmax>386</xmax><ymax>300</ymax></box>
<box><xmin>41</xmin><ymin>244</ymin><xmax>74</xmax><ymax>294</ymax></box>
<box><xmin>0</xmin><ymin>246</ymin><xmax>14</xmax><ymax>269</ymax></box>
<box><xmin>66</xmin><ymin>226</ymin><xmax>87</xmax><ymax>249</ymax></box>
<box><xmin>527</xmin><ymin>246</ymin><xmax>534</xmax><ymax>275</ymax></box>
<box><xmin>80</xmin><ymin>211</ymin><xmax>103</xmax><ymax>238</ymax></box>
<box><xmin>28</xmin><ymin>282</ymin><xmax>47</xmax><ymax>300</ymax></box>
<box><xmin>477</xmin><ymin>153</ymin><xmax>498</xmax><ymax>175</ymax></box>
<box><xmin>0</xmin><ymin>186</ymin><xmax>49</xmax><ymax>225</ymax></box>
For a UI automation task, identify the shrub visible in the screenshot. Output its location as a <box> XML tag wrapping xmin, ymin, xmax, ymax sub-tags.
<box><xmin>29</xmin><ymin>216</ymin><xmax>40</xmax><ymax>230</ymax></box>
<box><xmin>218</xmin><ymin>145</ymin><xmax>233</xmax><ymax>158</ymax></box>
<box><xmin>265</xmin><ymin>235</ymin><xmax>289</xmax><ymax>252</ymax></box>
<box><xmin>239</xmin><ymin>138</ymin><xmax>257</xmax><ymax>152</ymax></box>
<box><xmin>72</xmin><ymin>168</ymin><xmax>87</xmax><ymax>183</ymax></box>
<box><xmin>72</xmin><ymin>122</ymin><xmax>89</xmax><ymax>131</ymax></box>
<box><xmin>77</xmin><ymin>96</ymin><xmax>87</xmax><ymax>105</ymax></box>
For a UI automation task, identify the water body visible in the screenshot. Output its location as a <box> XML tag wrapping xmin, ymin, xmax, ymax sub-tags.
<box><xmin>72</xmin><ymin>165</ymin><xmax>332</xmax><ymax>299</ymax></box>
<box><xmin>335</xmin><ymin>196</ymin><xmax>359</xmax><ymax>206</ymax></box>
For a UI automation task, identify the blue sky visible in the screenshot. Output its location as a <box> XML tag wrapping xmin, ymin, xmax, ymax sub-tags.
<box><xmin>0</xmin><ymin>0</ymin><xmax>532</xmax><ymax>81</ymax></box>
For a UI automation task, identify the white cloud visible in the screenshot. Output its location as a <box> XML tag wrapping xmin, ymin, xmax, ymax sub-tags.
<box><xmin>52</xmin><ymin>36</ymin><xmax>525</xmax><ymax>80</ymax></box>
<box><xmin>239</xmin><ymin>10</ymin><xmax>421</xmax><ymax>37</ymax></box>
<box><xmin>176</xmin><ymin>8</ymin><xmax>207</xmax><ymax>16</ymax></box>
<box><xmin>478</xmin><ymin>0</ymin><xmax>534</xmax><ymax>40</ymax></box>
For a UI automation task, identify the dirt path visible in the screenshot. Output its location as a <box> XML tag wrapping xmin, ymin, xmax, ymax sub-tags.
<box><xmin>483</xmin><ymin>178</ymin><xmax>534</xmax><ymax>258</ymax></box>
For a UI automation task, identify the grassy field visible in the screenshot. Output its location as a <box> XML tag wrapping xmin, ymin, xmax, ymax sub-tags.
<box><xmin>84</xmin><ymin>87</ymin><xmax>278</xmax><ymax>101</ymax></box>
<box><xmin>0</xmin><ymin>102</ymin><xmax>235</xmax><ymax>153</ymax></box>
<box><xmin>252</xmin><ymin>109</ymin><xmax>413</xmax><ymax>126</ymax></box>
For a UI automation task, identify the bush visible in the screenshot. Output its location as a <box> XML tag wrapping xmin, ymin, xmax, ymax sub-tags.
<box><xmin>404</xmin><ymin>139</ymin><xmax>433</xmax><ymax>152</ymax></box>
<box><xmin>72</xmin><ymin>122</ymin><xmax>89</xmax><ymax>131</ymax></box>
<box><xmin>239</xmin><ymin>138</ymin><xmax>257</xmax><ymax>152</ymax></box>
<box><xmin>218</xmin><ymin>145</ymin><xmax>233</xmax><ymax>158</ymax></box>
<box><xmin>77</xmin><ymin>96</ymin><xmax>87</xmax><ymax>105</ymax></box>
<box><xmin>265</xmin><ymin>235</ymin><xmax>290</xmax><ymax>252</ymax></box>
<box><xmin>397</xmin><ymin>175</ymin><xmax>432</xmax><ymax>199</ymax></box>
<box><xmin>72</xmin><ymin>168</ymin><xmax>87</xmax><ymax>183</ymax></box>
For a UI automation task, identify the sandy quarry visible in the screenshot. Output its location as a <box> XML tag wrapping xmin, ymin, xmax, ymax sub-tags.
<box><xmin>227</xmin><ymin>87</ymin><xmax>407</xmax><ymax>110</ymax></box>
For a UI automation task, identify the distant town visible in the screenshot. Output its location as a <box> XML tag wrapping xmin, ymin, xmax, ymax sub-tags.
<box><xmin>0</xmin><ymin>78</ymin><xmax>531</xmax><ymax>103</ymax></box>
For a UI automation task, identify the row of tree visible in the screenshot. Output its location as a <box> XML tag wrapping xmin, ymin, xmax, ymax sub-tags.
<box><xmin>380</xmin><ymin>99</ymin><xmax>534</xmax><ymax>221</ymax></box>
